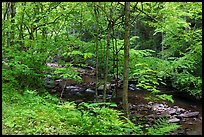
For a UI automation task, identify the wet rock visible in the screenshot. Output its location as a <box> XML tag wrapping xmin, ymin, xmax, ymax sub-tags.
<box><xmin>187</xmin><ymin>122</ymin><xmax>193</xmax><ymax>125</ymax></box>
<box><xmin>129</xmin><ymin>86</ymin><xmax>135</xmax><ymax>91</ymax></box>
<box><xmin>166</xmin><ymin>108</ymin><xmax>177</xmax><ymax>115</ymax></box>
<box><xmin>146</xmin><ymin>114</ymin><xmax>155</xmax><ymax>119</ymax></box>
<box><xmin>175</xmin><ymin>108</ymin><xmax>186</xmax><ymax>115</ymax></box>
<box><xmin>192</xmin><ymin>118</ymin><xmax>197</xmax><ymax>121</ymax></box>
<box><xmin>129</xmin><ymin>104</ymin><xmax>137</xmax><ymax>110</ymax></box>
<box><xmin>98</xmin><ymin>94</ymin><xmax>103</xmax><ymax>98</ymax></box>
<box><xmin>85</xmin><ymin>88</ymin><xmax>95</xmax><ymax>93</ymax></box>
<box><xmin>106</xmin><ymin>94</ymin><xmax>112</xmax><ymax>100</ymax></box>
<box><xmin>157</xmin><ymin>112</ymin><xmax>170</xmax><ymax>118</ymax></box>
<box><xmin>144</xmin><ymin>124</ymin><xmax>150</xmax><ymax>128</ymax></box>
<box><xmin>46</xmin><ymin>62</ymin><xmax>62</xmax><ymax>68</ymax></box>
<box><xmin>128</xmin><ymin>84</ymin><xmax>141</xmax><ymax>91</ymax></box>
<box><xmin>167</xmin><ymin>117</ymin><xmax>180</xmax><ymax>123</ymax></box>
<box><xmin>98</xmin><ymin>84</ymin><xmax>111</xmax><ymax>90</ymax></box>
<box><xmin>66</xmin><ymin>86</ymin><xmax>85</xmax><ymax>92</ymax></box>
<box><xmin>177</xmin><ymin>112</ymin><xmax>199</xmax><ymax>118</ymax></box>
<box><xmin>147</xmin><ymin>102</ymin><xmax>153</xmax><ymax>105</ymax></box>
<box><xmin>75</xmin><ymin>99</ymin><xmax>84</xmax><ymax>103</ymax></box>
<box><xmin>138</xmin><ymin>104</ymin><xmax>145</xmax><ymax>107</ymax></box>
<box><xmin>152</xmin><ymin>103</ymin><xmax>164</xmax><ymax>111</ymax></box>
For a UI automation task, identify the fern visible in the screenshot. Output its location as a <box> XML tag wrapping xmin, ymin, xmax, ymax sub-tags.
<box><xmin>146</xmin><ymin>117</ymin><xmax>181</xmax><ymax>135</ymax></box>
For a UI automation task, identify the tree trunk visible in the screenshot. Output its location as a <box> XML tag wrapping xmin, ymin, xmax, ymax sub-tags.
<box><xmin>94</xmin><ymin>3</ymin><xmax>99</xmax><ymax>102</ymax></box>
<box><xmin>103</xmin><ymin>20</ymin><xmax>111</xmax><ymax>102</ymax></box>
<box><xmin>122</xmin><ymin>2</ymin><xmax>130</xmax><ymax>117</ymax></box>
<box><xmin>18</xmin><ymin>2</ymin><xmax>26</xmax><ymax>49</ymax></box>
<box><xmin>10</xmin><ymin>2</ymin><xmax>16</xmax><ymax>46</ymax></box>
<box><xmin>103</xmin><ymin>3</ymin><xmax>113</xmax><ymax>102</ymax></box>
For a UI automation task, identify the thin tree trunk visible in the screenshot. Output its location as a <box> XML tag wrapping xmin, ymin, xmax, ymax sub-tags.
<box><xmin>103</xmin><ymin>21</ymin><xmax>111</xmax><ymax>102</ymax></box>
<box><xmin>10</xmin><ymin>2</ymin><xmax>16</xmax><ymax>46</ymax></box>
<box><xmin>122</xmin><ymin>2</ymin><xmax>130</xmax><ymax>117</ymax></box>
<box><xmin>5</xmin><ymin>2</ymin><xmax>11</xmax><ymax>47</ymax></box>
<box><xmin>103</xmin><ymin>3</ymin><xmax>113</xmax><ymax>102</ymax></box>
<box><xmin>115</xmin><ymin>38</ymin><xmax>119</xmax><ymax>97</ymax></box>
<box><xmin>18</xmin><ymin>2</ymin><xmax>26</xmax><ymax>51</ymax></box>
<box><xmin>94</xmin><ymin>3</ymin><xmax>99</xmax><ymax>102</ymax></box>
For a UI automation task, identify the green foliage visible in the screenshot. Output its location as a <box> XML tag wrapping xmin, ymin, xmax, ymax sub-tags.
<box><xmin>76</xmin><ymin>102</ymin><xmax>143</xmax><ymax>135</ymax></box>
<box><xmin>144</xmin><ymin>94</ymin><xmax>174</xmax><ymax>103</ymax></box>
<box><xmin>53</xmin><ymin>66</ymin><xmax>82</xmax><ymax>82</ymax></box>
<box><xmin>146</xmin><ymin>117</ymin><xmax>181</xmax><ymax>135</ymax></box>
<box><xmin>172</xmin><ymin>72</ymin><xmax>202</xmax><ymax>96</ymax></box>
<box><xmin>1</xmin><ymin>2</ymin><xmax>201</xmax><ymax>135</ymax></box>
<box><xmin>2</xmin><ymin>84</ymin><xmax>144</xmax><ymax>135</ymax></box>
<box><xmin>156</xmin><ymin>94</ymin><xmax>174</xmax><ymax>103</ymax></box>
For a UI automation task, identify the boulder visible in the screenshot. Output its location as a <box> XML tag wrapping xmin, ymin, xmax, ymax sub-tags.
<box><xmin>166</xmin><ymin>108</ymin><xmax>177</xmax><ymax>115</ymax></box>
<box><xmin>85</xmin><ymin>88</ymin><xmax>95</xmax><ymax>93</ymax></box>
<box><xmin>167</xmin><ymin>117</ymin><xmax>180</xmax><ymax>123</ymax></box>
<box><xmin>128</xmin><ymin>84</ymin><xmax>141</xmax><ymax>91</ymax></box>
<box><xmin>66</xmin><ymin>86</ymin><xmax>85</xmax><ymax>92</ymax></box>
<box><xmin>177</xmin><ymin>112</ymin><xmax>199</xmax><ymax>118</ymax></box>
<box><xmin>152</xmin><ymin>103</ymin><xmax>165</xmax><ymax>111</ymax></box>
<box><xmin>98</xmin><ymin>84</ymin><xmax>111</xmax><ymax>90</ymax></box>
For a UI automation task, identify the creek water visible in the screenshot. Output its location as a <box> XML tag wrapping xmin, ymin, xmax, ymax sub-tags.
<box><xmin>46</xmin><ymin>68</ymin><xmax>202</xmax><ymax>135</ymax></box>
<box><xmin>59</xmin><ymin>85</ymin><xmax>202</xmax><ymax>135</ymax></box>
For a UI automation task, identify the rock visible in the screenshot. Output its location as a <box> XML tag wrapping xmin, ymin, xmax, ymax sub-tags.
<box><xmin>187</xmin><ymin>122</ymin><xmax>193</xmax><ymax>125</ymax></box>
<box><xmin>192</xmin><ymin>118</ymin><xmax>197</xmax><ymax>121</ymax></box>
<box><xmin>46</xmin><ymin>62</ymin><xmax>62</xmax><ymax>68</ymax></box>
<box><xmin>148</xmin><ymin>102</ymin><xmax>153</xmax><ymax>105</ymax></box>
<box><xmin>128</xmin><ymin>84</ymin><xmax>141</xmax><ymax>91</ymax></box>
<box><xmin>138</xmin><ymin>104</ymin><xmax>145</xmax><ymax>107</ymax></box>
<box><xmin>75</xmin><ymin>99</ymin><xmax>84</xmax><ymax>103</ymax></box>
<box><xmin>167</xmin><ymin>117</ymin><xmax>180</xmax><ymax>123</ymax></box>
<box><xmin>152</xmin><ymin>103</ymin><xmax>164</xmax><ymax>111</ymax></box>
<box><xmin>98</xmin><ymin>94</ymin><xmax>103</xmax><ymax>98</ymax></box>
<box><xmin>85</xmin><ymin>88</ymin><xmax>95</xmax><ymax>93</ymax></box>
<box><xmin>66</xmin><ymin>86</ymin><xmax>85</xmax><ymax>92</ymax></box>
<box><xmin>175</xmin><ymin>108</ymin><xmax>185</xmax><ymax>115</ymax></box>
<box><xmin>157</xmin><ymin>112</ymin><xmax>170</xmax><ymax>118</ymax></box>
<box><xmin>98</xmin><ymin>84</ymin><xmax>111</xmax><ymax>90</ymax></box>
<box><xmin>106</xmin><ymin>95</ymin><xmax>112</xmax><ymax>100</ymax></box>
<box><xmin>146</xmin><ymin>114</ymin><xmax>155</xmax><ymax>119</ymax></box>
<box><xmin>177</xmin><ymin>112</ymin><xmax>199</xmax><ymax>118</ymax></box>
<box><xmin>129</xmin><ymin>87</ymin><xmax>135</xmax><ymax>90</ymax></box>
<box><xmin>167</xmin><ymin>108</ymin><xmax>177</xmax><ymax>115</ymax></box>
<box><xmin>144</xmin><ymin>124</ymin><xmax>150</xmax><ymax>128</ymax></box>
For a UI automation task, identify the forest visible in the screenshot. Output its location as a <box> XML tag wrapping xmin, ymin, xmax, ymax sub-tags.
<box><xmin>2</xmin><ymin>2</ymin><xmax>202</xmax><ymax>135</ymax></box>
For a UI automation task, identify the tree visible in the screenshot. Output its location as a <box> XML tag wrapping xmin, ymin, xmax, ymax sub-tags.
<box><xmin>122</xmin><ymin>2</ymin><xmax>130</xmax><ymax>117</ymax></box>
<box><xmin>93</xmin><ymin>2</ymin><xmax>100</xmax><ymax>102</ymax></box>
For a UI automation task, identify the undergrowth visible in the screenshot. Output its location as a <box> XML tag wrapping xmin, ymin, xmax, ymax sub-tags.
<box><xmin>2</xmin><ymin>83</ymin><xmax>180</xmax><ymax>135</ymax></box>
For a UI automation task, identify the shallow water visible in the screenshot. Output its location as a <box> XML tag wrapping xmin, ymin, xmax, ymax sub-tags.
<box><xmin>49</xmin><ymin>72</ymin><xmax>202</xmax><ymax>135</ymax></box>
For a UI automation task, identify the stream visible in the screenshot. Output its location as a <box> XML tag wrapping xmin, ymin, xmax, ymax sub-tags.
<box><xmin>45</xmin><ymin>64</ymin><xmax>202</xmax><ymax>135</ymax></box>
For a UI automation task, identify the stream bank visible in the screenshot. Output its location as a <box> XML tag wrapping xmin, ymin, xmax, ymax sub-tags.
<box><xmin>45</xmin><ymin>63</ymin><xmax>202</xmax><ymax>135</ymax></box>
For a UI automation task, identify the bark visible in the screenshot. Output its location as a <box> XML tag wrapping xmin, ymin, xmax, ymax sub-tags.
<box><xmin>103</xmin><ymin>3</ymin><xmax>113</xmax><ymax>102</ymax></box>
<box><xmin>103</xmin><ymin>21</ymin><xmax>111</xmax><ymax>102</ymax></box>
<box><xmin>18</xmin><ymin>2</ymin><xmax>26</xmax><ymax>48</ymax></box>
<box><xmin>10</xmin><ymin>2</ymin><xmax>16</xmax><ymax>46</ymax></box>
<box><xmin>94</xmin><ymin>3</ymin><xmax>99</xmax><ymax>102</ymax></box>
<box><xmin>122</xmin><ymin>2</ymin><xmax>130</xmax><ymax>117</ymax></box>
